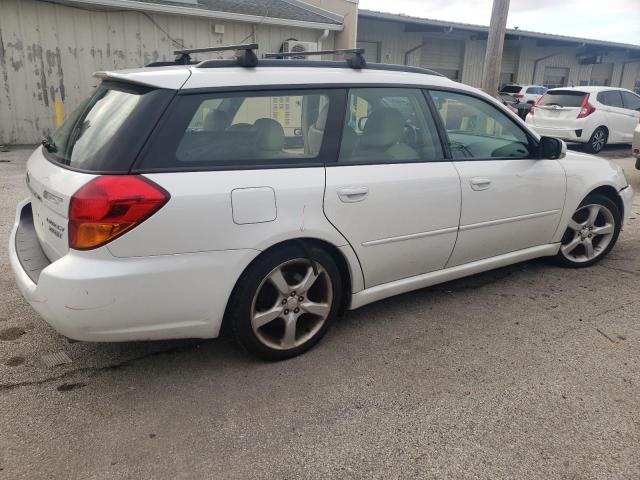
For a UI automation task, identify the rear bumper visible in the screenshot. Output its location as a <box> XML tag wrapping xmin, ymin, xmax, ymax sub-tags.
<box><xmin>9</xmin><ymin>200</ymin><xmax>259</xmax><ymax>342</ymax></box>
<box><xmin>528</xmin><ymin>125</ymin><xmax>586</xmax><ymax>143</ymax></box>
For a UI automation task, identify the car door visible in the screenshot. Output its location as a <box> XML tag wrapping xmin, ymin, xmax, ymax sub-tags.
<box><xmin>596</xmin><ymin>90</ymin><xmax>629</xmax><ymax>143</ymax></box>
<box><xmin>324</xmin><ymin>87</ymin><xmax>461</xmax><ymax>288</ymax></box>
<box><xmin>620</xmin><ymin>91</ymin><xmax>640</xmax><ymax>141</ymax></box>
<box><xmin>427</xmin><ymin>89</ymin><xmax>566</xmax><ymax>267</ymax></box>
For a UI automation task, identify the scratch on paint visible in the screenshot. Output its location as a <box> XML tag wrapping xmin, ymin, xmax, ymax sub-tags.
<box><xmin>65</xmin><ymin>300</ymin><xmax>116</xmax><ymax>311</ymax></box>
<box><xmin>300</xmin><ymin>204</ymin><xmax>306</xmax><ymax>232</ymax></box>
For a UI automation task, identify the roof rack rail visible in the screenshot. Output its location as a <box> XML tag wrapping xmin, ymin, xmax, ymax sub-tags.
<box><xmin>173</xmin><ymin>43</ymin><xmax>259</xmax><ymax>67</ymax></box>
<box><xmin>264</xmin><ymin>48</ymin><xmax>367</xmax><ymax>69</ymax></box>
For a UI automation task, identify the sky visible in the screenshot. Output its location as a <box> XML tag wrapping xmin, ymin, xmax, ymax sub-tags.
<box><xmin>359</xmin><ymin>0</ymin><xmax>640</xmax><ymax>45</ymax></box>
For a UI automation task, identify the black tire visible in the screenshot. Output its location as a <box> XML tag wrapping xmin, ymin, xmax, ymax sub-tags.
<box><xmin>228</xmin><ymin>244</ymin><xmax>342</xmax><ymax>360</ymax></box>
<box><xmin>553</xmin><ymin>193</ymin><xmax>621</xmax><ymax>268</ymax></box>
<box><xmin>583</xmin><ymin>127</ymin><xmax>608</xmax><ymax>154</ymax></box>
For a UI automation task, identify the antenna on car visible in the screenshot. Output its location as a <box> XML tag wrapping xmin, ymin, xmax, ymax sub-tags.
<box><xmin>172</xmin><ymin>43</ymin><xmax>259</xmax><ymax>67</ymax></box>
<box><xmin>263</xmin><ymin>48</ymin><xmax>367</xmax><ymax>69</ymax></box>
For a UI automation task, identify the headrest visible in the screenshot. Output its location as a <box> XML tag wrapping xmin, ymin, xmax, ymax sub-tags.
<box><xmin>361</xmin><ymin>107</ymin><xmax>405</xmax><ymax>149</ymax></box>
<box><xmin>314</xmin><ymin>104</ymin><xmax>330</xmax><ymax>131</ymax></box>
<box><xmin>203</xmin><ymin>110</ymin><xmax>231</xmax><ymax>132</ymax></box>
<box><xmin>254</xmin><ymin>118</ymin><xmax>285</xmax><ymax>152</ymax></box>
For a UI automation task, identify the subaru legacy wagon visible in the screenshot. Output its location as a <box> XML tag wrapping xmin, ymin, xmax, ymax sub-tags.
<box><xmin>9</xmin><ymin>47</ymin><xmax>633</xmax><ymax>359</ymax></box>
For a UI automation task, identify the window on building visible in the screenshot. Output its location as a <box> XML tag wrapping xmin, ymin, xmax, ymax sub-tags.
<box><xmin>434</xmin><ymin>68</ymin><xmax>460</xmax><ymax>81</ymax></box>
<box><xmin>356</xmin><ymin>41</ymin><xmax>380</xmax><ymax>63</ymax></box>
<box><xmin>543</xmin><ymin>67</ymin><xmax>570</xmax><ymax>89</ymax></box>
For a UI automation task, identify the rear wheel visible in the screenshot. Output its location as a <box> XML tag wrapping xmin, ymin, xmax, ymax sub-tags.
<box><xmin>229</xmin><ymin>245</ymin><xmax>342</xmax><ymax>360</ymax></box>
<box><xmin>584</xmin><ymin>127</ymin><xmax>607</xmax><ymax>154</ymax></box>
<box><xmin>554</xmin><ymin>194</ymin><xmax>621</xmax><ymax>268</ymax></box>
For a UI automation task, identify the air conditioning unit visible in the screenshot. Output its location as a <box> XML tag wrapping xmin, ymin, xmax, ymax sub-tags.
<box><xmin>280</xmin><ymin>40</ymin><xmax>319</xmax><ymax>60</ymax></box>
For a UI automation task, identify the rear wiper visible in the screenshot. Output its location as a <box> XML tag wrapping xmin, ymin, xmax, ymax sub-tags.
<box><xmin>41</xmin><ymin>135</ymin><xmax>57</xmax><ymax>153</ymax></box>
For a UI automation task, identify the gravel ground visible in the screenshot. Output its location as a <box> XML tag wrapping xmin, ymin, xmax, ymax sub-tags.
<box><xmin>0</xmin><ymin>145</ymin><xmax>639</xmax><ymax>479</ymax></box>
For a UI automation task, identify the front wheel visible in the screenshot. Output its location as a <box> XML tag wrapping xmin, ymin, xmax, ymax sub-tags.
<box><xmin>584</xmin><ymin>127</ymin><xmax>607</xmax><ymax>154</ymax></box>
<box><xmin>553</xmin><ymin>194</ymin><xmax>621</xmax><ymax>268</ymax></box>
<box><xmin>229</xmin><ymin>245</ymin><xmax>342</xmax><ymax>360</ymax></box>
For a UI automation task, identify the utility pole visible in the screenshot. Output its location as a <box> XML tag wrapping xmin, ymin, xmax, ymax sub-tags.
<box><xmin>481</xmin><ymin>0</ymin><xmax>510</xmax><ymax>97</ymax></box>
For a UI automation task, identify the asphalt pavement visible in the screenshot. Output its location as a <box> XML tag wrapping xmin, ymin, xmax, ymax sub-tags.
<box><xmin>0</xmin><ymin>145</ymin><xmax>639</xmax><ymax>479</ymax></box>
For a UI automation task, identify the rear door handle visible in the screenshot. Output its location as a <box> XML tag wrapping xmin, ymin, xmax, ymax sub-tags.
<box><xmin>337</xmin><ymin>186</ymin><xmax>369</xmax><ymax>203</ymax></box>
<box><xmin>470</xmin><ymin>177</ymin><xmax>491</xmax><ymax>191</ymax></box>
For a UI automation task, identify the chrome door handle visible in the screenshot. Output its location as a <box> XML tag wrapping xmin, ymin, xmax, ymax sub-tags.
<box><xmin>337</xmin><ymin>186</ymin><xmax>369</xmax><ymax>203</ymax></box>
<box><xmin>470</xmin><ymin>177</ymin><xmax>491</xmax><ymax>191</ymax></box>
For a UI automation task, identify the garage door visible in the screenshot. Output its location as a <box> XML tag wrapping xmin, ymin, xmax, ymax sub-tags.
<box><xmin>590</xmin><ymin>62</ymin><xmax>614</xmax><ymax>86</ymax></box>
<box><xmin>420</xmin><ymin>37</ymin><xmax>465</xmax><ymax>80</ymax></box>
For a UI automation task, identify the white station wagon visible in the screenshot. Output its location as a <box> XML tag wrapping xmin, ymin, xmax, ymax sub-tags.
<box><xmin>9</xmin><ymin>46</ymin><xmax>634</xmax><ymax>359</ymax></box>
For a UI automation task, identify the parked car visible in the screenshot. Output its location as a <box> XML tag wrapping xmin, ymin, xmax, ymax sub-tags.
<box><xmin>526</xmin><ymin>86</ymin><xmax>640</xmax><ymax>154</ymax></box>
<box><xmin>633</xmin><ymin>118</ymin><xmax>640</xmax><ymax>169</ymax></box>
<box><xmin>9</xmin><ymin>47</ymin><xmax>634</xmax><ymax>360</ymax></box>
<box><xmin>500</xmin><ymin>84</ymin><xmax>547</xmax><ymax>104</ymax></box>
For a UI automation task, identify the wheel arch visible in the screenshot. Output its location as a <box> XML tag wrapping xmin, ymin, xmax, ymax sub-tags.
<box><xmin>220</xmin><ymin>237</ymin><xmax>358</xmax><ymax>336</ymax></box>
<box><xmin>585</xmin><ymin>184</ymin><xmax>624</xmax><ymax>218</ymax></box>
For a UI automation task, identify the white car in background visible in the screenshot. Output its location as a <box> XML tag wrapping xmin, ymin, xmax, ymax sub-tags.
<box><xmin>633</xmin><ymin>118</ymin><xmax>640</xmax><ymax>169</ymax></box>
<box><xmin>526</xmin><ymin>86</ymin><xmax>640</xmax><ymax>153</ymax></box>
<box><xmin>8</xmin><ymin>47</ymin><xmax>634</xmax><ymax>359</ymax></box>
<box><xmin>500</xmin><ymin>84</ymin><xmax>548</xmax><ymax>104</ymax></box>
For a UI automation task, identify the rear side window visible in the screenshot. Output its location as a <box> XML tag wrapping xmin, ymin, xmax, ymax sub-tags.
<box><xmin>537</xmin><ymin>90</ymin><xmax>586</xmax><ymax>107</ymax></box>
<box><xmin>338</xmin><ymin>88</ymin><xmax>444</xmax><ymax>164</ymax></box>
<box><xmin>597</xmin><ymin>90</ymin><xmax>624</xmax><ymax>108</ymax></box>
<box><xmin>44</xmin><ymin>81</ymin><xmax>173</xmax><ymax>172</ymax></box>
<box><xmin>500</xmin><ymin>85</ymin><xmax>522</xmax><ymax>94</ymax></box>
<box><xmin>138</xmin><ymin>89</ymin><xmax>343</xmax><ymax>170</ymax></box>
<box><xmin>621</xmin><ymin>91</ymin><xmax>640</xmax><ymax>111</ymax></box>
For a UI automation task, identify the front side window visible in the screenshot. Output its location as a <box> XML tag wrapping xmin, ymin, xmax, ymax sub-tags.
<box><xmin>338</xmin><ymin>88</ymin><xmax>444</xmax><ymax>164</ymax></box>
<box><xmin>139</xmin><ymin>90</ymin><xmax>338</xmax><ymax>170</ymax></box>
<box><xmin>429</xmin><ymin>90</ymin><xmax>531</xmax><ymax>160</ymax></box>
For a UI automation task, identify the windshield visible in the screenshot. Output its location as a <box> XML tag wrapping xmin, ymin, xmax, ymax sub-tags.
<box><xmin>537</xmin><ymin>90</ymin><xmax>587</xmax><ymax>108</ymax></box>
<box><xmin>44</xmin><ymin>81</ymin><xmax>173</xmax><ymax>172</ymax></box>
<box><xmin>500</xmin><ymin>85</ymin><xmax>522</xmax><ymax>94</ymax></box>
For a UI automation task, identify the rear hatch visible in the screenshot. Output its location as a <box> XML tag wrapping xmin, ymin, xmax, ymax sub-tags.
<box><xmin>28</xmin><ymin>80</ymin><xmax>175</xmax><ymax>261</ymax></box>
<box><xmin>528</xmin><ymin>90</ymin><xmax>587</xmax><ymax>127</ymax></box>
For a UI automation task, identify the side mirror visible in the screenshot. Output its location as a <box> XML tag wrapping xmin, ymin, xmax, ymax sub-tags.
<box><xmin>357</xmin><ymin>116</ymin><xmax>368</xmax><ymax>131</ymax></box>
<box><xmin>539</xmin><ymin>136</ymin><xmax>566</xmax><ymax>160</ymax></box>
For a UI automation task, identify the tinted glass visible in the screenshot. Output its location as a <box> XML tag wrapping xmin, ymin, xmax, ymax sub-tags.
<box><xmin>500</xmin><ymin>85</ymin><xmax>522</xmax><ymax>94</ymax></box>
<box><xmin>526</xmin><ymin>87</ymin><xmax>538</xmax><ymax>94</ymax></box>
<box><xmin>139</xmin><ymin>90</ymin><xmax>339</xmax><ymax>170</ymax></box>
<box><xmin>338</xmin><ymin>88</ymin><xmax>444</xmax><ymax>164</ymax></box>
<box><xmin>537</xmin><ymin>91</ymin><xmax>587</xmax><ymax>107</ymax></box>
<box><xmin>45</xmin><ymin>82</ymin><xmax>171</xmax><ymax>172</ymax></box>
<box><xmin>429</xmin><ymin>90</ymin><xmax>531</xmax><ymax>160</ymax></box>
<box><xmin>597</xmin><ymin>90</ymin><xmax>624</xmax><ymax>108</ymax></box>
<box><xmin>621</xmin><ymin>91</ymin><xmax>640</xmax><ymax>111</ymax></box>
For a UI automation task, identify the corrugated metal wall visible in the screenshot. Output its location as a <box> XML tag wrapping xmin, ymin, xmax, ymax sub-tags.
<box><xmin>357</xmin><ymin>18</ymin><xmax>640</xmax><ymax>92</ymax></box>
<box><xmin>0</xmin><ymin>0</ymin><xmax>334</xmax><ymax>144</ymax></box>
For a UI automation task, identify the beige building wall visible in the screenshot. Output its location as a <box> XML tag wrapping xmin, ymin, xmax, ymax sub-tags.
<box><xmin>0</xmin><ymin>0</ymin><xmax>338</xmax><ymax>144</ymax></box>
<box><xmin>305</xmin><ymin>0</ymin><xmax>358</xmax><ymax>49</ymax></box>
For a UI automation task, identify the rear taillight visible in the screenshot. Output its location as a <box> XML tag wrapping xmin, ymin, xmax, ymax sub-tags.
<box><xmin>577</xmin><ymin>93</ymin><xmax>596</xmax><ymax>119</ymax></box>
<box><xmin>69</xmin><ymin>176</ymin><xmax>170</xmax><ymax>250</ymax></box>
<box><xmin>527</xmin><ymin>95</ymin><xmax>544</xmax><ymax>117</ymax></box>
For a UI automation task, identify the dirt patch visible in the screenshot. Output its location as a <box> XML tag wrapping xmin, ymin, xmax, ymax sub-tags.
<box><xmin>4</xmin><ymin>356</ymin><xmax>26</xmax><ymax>367</ymax></box>
<box><xmin>0</xmin><ymin>327</ymin><xmax>26</xmax><ymax>341</ymax></box>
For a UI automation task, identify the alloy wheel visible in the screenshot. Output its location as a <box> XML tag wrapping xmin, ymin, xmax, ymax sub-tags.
<box><xmin>560</xmin><ymin>203</ymin><xmax>615</xmax><ymax>263</ymax></box>
<box><xmin>591</xmin><ymin>129</ymin><xmax>606</xmax><ymax>152</ymax></box>
<box><xmin>250</xmin><ymin>259</ymin><xmax>333</xmax><ymax>350</ymax></box>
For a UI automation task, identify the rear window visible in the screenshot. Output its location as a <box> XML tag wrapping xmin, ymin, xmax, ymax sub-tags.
<box><xmin>137</xmin><ymin>89</ymin><xmax>344</xmax><ymax>171</ymax></box>
<box><xmin>500</xmin><ymin>85</ymin><xmax>522</xmax><ymax>94</ymax></box>
<box><xmin>537</xmin><ymin>90</ymin><xmax>586</xmax><ymax>107</ymax></box>
<box><xmin>43</xmin><ymin>81</ymin><xmax>173</xmax><ymax>172</ymax></box>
